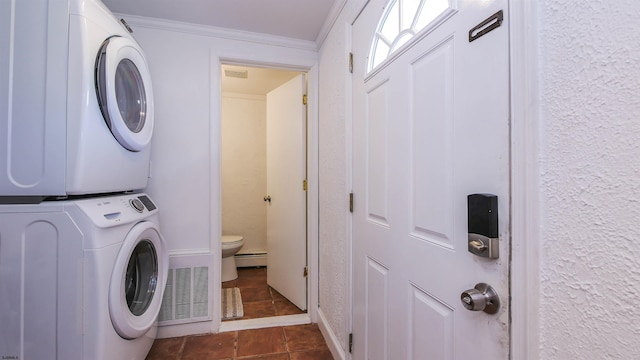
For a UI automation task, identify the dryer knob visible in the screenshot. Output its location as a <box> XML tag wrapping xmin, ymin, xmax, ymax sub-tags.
<box><xmin>130</xmin><ymin>198</ymin><xmax>145</xmax><ymax>212</ymax></box>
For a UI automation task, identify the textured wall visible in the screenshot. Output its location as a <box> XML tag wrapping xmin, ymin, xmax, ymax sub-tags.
<box><xmin>318</xmin><ymin>14</ymin><xmax>350</xmax><ymax>352</ymax></box>
<box><xmin>221</xmin><ymin>93</ymin><xmax>267</xmax><ymax>253</ymax></box>
<box><xmin>539</xmin><ymin>0</ymin><xmax>640</xmax><ymax>357</ymax></box>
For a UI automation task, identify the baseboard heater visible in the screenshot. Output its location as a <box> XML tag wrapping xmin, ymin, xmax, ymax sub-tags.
<box><xmin>235</xmin><ymin>251</ymin><xmax>267</xmax><ymax>267</ymax></box>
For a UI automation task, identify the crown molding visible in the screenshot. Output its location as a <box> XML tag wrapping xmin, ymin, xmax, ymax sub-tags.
<box><xmin>114</xmin><ymin>13</ymin><xmax>319</xmax><ymax>52</ymax></box>
<box><xmin>315</xmin><ymin>0</ymin><xmax>349</xmax><ymax>48</ymax></box>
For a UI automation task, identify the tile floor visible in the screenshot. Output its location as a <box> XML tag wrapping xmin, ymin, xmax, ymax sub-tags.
<box><xmin>222</xmin><ymin>267</ymin><xmax>306</xmax><ymax>320</ymax></box>
<box><xmin>145</xmin><ymin>323</ymin><xmax>334</xmax><ymax>360</ymax></box>
<box><xmin>146</xmin><ymin>267</ymin><xmax>333</xmax><ymax>359</ymax></box>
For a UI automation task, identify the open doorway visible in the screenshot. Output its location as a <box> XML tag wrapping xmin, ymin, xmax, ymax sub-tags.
<box><xmin>220</xmin><ymin>64</ymin><xmax>309</xmax><ymax>324</ymax></box>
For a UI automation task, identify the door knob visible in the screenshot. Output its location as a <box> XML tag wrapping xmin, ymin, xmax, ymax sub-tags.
<box><xmin>263</xmin><ymin>195</ymin><xmax>271</xmax><ymax>203</ymax></box>
<box><xmin>460</xmin><ymin>283</ymin><xmax>500</xmax><ymax>314</ymax></box>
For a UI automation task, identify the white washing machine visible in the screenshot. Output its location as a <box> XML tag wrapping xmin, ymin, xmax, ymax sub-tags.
<box><xmin>0</xmin><ymin>193</ymin><xmax>168</xmax><ymax>359</ymax></box>
<box><xmin>0</xmin><ymin>0</ymin><xmax>154</xmax><ymax>201</ymax></box>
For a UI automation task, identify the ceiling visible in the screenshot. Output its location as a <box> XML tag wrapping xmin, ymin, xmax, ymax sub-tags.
<box><xmin>101</xmin><ymin>0</ymin><xmax>341</xmax><ymax>42</ymax></box>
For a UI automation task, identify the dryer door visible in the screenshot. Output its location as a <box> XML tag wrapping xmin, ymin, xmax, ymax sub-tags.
<box><xmin>96</xmin><ymin>35</ymin><xmax>154</xmax><ymax>152</ymax></box>
<box><xmin>109</xmin><ymin>220</ymin><xmax>168</xmax><ymax>340</ymax></box>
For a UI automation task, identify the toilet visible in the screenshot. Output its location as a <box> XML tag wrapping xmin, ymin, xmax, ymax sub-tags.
<box><xmin>221</xmin><ymin>235</ymin><xmax>244</xmax><ymax>282</ymax></box>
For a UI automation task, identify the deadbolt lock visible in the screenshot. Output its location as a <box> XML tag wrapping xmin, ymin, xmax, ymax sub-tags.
<box><xmin>460</xmin><ymin>283</ymin><xmax>500</xmax><ymax>314</ymax></box>
<box><xmin>467</xmin><ymin>194</ymin><xmax>499</xmax><ymax>259</ymax></box>
<box><xmin>468</xmin><ymin>233</ymin><xmax>499</xmax><ymax>258</ymax></box>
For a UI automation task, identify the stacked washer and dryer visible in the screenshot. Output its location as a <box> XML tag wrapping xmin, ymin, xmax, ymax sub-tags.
<box><xmin>0</xmin><ymin>0</ymin><xmax>167</xmax><ymax>359</ymax></box>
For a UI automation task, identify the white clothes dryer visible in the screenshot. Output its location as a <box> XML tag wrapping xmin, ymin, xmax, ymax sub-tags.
<box><xmin>0</xmin><ymin>193</ymin><xmax>168</xmax><ymax>360</ymax></box>
<box><xmin>0</xmin><ymin>0</ymin><xmax>155</xmax><ymax>201</ymax></box>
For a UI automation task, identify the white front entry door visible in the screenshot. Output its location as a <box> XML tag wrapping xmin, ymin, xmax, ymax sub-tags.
<box><xmin>352</xmin><ymin>0</ymin><xmax>510</xmax><ymax>358</ymax></box>
<box><xmin>266</xmin><ymin>74</ymin><xmax>307</xmax><ymax>311</ymax></box>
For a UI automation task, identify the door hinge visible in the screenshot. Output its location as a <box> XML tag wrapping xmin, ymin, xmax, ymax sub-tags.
<box><xmin>303</xmin><ymin>266</ymin><xmax>308</xmax><ymax>277</ymax></box>
<box><xmin>349</xmin><ymin>193</ymin><xmax>354</xmax><ymax>213</ymax></box>
<box><xmin>349</xmin><ymin>333</ymin><xmax>353</xmax><ymax>353</ymax></box>
<box><xmin>303</xmin><ymin>179</ymin><xmax>308</xmax><ymax>191</ymax></box>
<box><xmin>302</xmin><ymin>94</ymin><xmax>308</xmax><ymax>105</ymax></box>
<box><xmin>349</xmin><ymin>52</ymin><xmax>354</xmax><ymax>74</ymax></box>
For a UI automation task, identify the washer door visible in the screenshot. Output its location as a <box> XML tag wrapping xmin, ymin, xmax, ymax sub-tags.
<box><xmin>96</xmin><ymin>35</ymin><xmax>154</xmax><ymax>152</ymax></box>
<box><xmin>109</xmin><ymin>221</ymin><xmax>168</xmax><ymax>340</ymax></box>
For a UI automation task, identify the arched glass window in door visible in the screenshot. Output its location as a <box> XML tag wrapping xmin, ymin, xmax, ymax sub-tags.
<box><xmin>368</xmin><ymin>0</ymin><xmax>450</xmax><ymax>72</ymax></box>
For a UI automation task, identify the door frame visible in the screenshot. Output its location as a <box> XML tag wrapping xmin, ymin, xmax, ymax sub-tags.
<box><xmin>507</xmin><ymin>1</ymin><xmax>541</xmax><ymax>359</ymax></box>
<box><xmin>212</xmin><ymin>54</ymin><xmax>320</xmax><ymax>332</ymax></box>
<box><xmin>344</xmin><ymin>0</ymin><xmax>542</xmax><ymax>358</ymax></box>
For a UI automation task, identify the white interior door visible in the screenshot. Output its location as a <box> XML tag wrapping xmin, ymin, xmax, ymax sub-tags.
<box><xmin>352</xmin><ymin>0</ymin><xmax>510</xmax><ymax>358</ymax></box>
<box><xmin>266</xmin><ymin>74</ymin><xmax>307</xmax><ymax>311</ymax></box>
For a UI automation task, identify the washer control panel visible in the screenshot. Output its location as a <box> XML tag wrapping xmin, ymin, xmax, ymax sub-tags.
<box><xmin>130</xmin><ymin>198</ymin><xmax>145</xmax><ymax>212</ymax></box>
<box><xmin>136</xmin><ymin>195</ymin><xmax>157</xmax><ymax>211</ymax></box>
<box><xmin>75</xmin><ymin>193</ymin><xmax>158</xmax><ymax>227</ymax></box>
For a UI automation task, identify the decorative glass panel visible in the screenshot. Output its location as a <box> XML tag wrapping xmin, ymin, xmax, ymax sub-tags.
<box><xmin>380</xmin><ymin>1</ymin><xmax>400</xmax><ymax>41</ymax></box>
<box><xmin>368</xmin><ymin>0</ymin><xmax>450</xmax><ymax>73</ymax></box>
<box><xmin>401</xmin><ymin>0</ymin><xmax>422</xmax><ymax>28</ymax></box>
<box><xmin>415</xmin><ymin>0</ymin><xmax>449</xmax><ymax>29</ymax></box>
<box><xmin>391</xmin><ymin>32</ymin><xmax>414</xmax><ymax>52</ymax></box>
<box><xmin>372</xmin><ymin>41</ymin><xmax>391</xmax><ymax>69</ymax></box>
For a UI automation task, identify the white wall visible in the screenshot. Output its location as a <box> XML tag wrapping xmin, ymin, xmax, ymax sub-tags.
<box><xmin>122</xmin><ymin>16</ymin><xmax>319</xmax><ymax>332</ymax></box>
<box><xmin>538</xmin><ymin>0</ymin><xmax>640</xmax><ymax>357</ymax></box>
<box><xmin>125</xmin><ymin>17</ymin><xmax>317</xmax><ymax>255</ymax></box>
<box><xmin>221</xmin><ymin>93</ymin><xmax>267</xmax><ymax>253</ymax></box>
<box><xmin>140</xmin><ymin>27</ymin><xmax>214</xmax><ymax>253</ymax></box>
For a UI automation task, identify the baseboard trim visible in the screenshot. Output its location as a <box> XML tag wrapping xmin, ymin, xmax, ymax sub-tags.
<box><xmin>317</xmin><ymin>308</ymin><xmax>347</xmax><ymax>360</ymax></box>
<box><xmin>219</xmin><ymin>313</ymin><xmax>310</xmax><ymax>332</ymax></box>
<box><xmin>235</xmin><ymin>252</ymin><xmax>267</xmax><ymax>267</ymax></box>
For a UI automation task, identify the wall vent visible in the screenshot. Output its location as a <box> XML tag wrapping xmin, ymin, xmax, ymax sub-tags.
<box><xmin>224</xmin><ymin>69</ymin><xmax>248</xmax><ymax>79</ymax></box>
<box><xmin>159</xmin><ymin>266</ymin><xmax>209</xmax><ymax>324</ymax></box>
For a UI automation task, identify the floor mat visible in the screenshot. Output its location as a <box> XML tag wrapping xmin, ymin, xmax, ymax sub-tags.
<box><xmin>221</xmin><ymin>287</ymin><xmax>244</xmax><ymax>320</ymax></box>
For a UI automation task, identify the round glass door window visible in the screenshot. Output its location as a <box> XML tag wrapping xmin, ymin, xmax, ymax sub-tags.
<box><xmin>115</xmin><ymin>59</ymin><xmax>147</xmax><ymax>134</ymax></box>
<box><xmin>96</xmin><ymin>35</ymin><xmax>154</xmax><ymax>152</ymax></box>
<box><xmin>109</xmin><ymin>221</ymin><xmax>168</xmax><ymax>340</ymax></box>
<box><xmin>125</xmin><ymin>239</ymin><xmax>158</xmax><ymax>316</ymax></box>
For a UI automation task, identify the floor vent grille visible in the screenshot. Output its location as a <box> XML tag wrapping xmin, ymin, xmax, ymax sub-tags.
<box><xmin>159</xmin><ymin>266</ymin><xmax>209</xmax><ymax>323</ymax></box>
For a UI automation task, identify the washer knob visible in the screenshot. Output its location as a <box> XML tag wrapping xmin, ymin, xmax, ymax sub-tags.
<box><xmin>130</xmin><ymin>198</ymin><xmax>145</xmax><ymax>212</ymax></box>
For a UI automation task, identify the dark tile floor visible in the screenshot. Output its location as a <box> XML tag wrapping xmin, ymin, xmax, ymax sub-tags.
<box><xmin>146</xmin><ymin>267</ymin><xmax>332</xmax><ymax>359</ymax></box>
<box><xmin>146</xmin><ymin>323</ymin><xmax>334</xmax><ymax>360</ymax></box>
<box><xmin>222</xmin><ymin>267</ymin><xmax>306</xmax><ymax>320</ymax></box>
